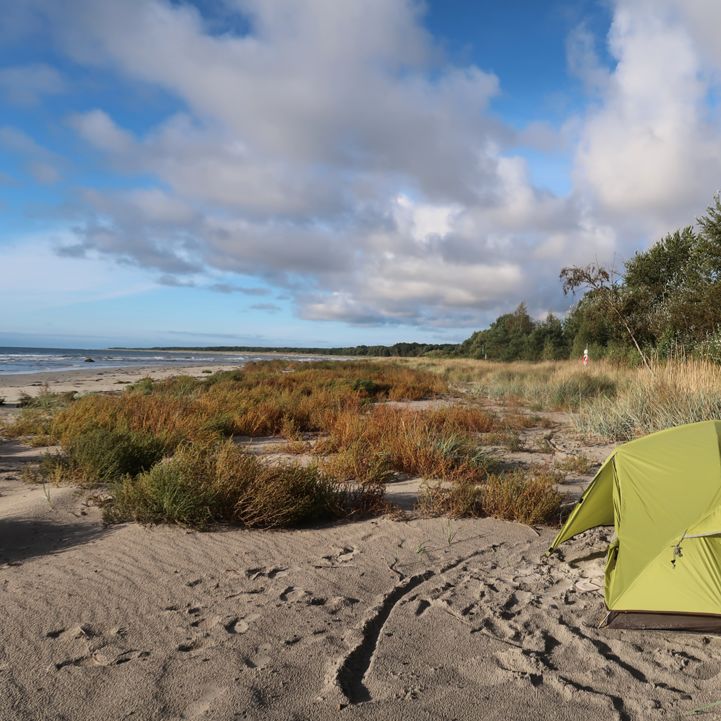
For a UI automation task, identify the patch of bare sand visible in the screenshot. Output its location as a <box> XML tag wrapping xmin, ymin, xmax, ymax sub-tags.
<box><xmin>1</xmin><ymin>454</ymin><xmax>719</xmax><ymax>720</ymax></box>
<box><xmin>0</xmin><ymin>362</ymin><xmax>244</xmax><ymax>405</ymax></box>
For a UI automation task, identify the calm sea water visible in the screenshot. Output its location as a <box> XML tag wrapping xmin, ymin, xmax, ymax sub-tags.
<box><xmin>0</xmin><ymin>347</ymin><xmax>308</xmax><ymax>375</ymax></box>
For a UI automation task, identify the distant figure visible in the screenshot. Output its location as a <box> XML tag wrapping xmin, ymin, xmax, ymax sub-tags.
<box><xmin>582</xmin><ymin>347</ymin><xmax>589</xmax><ymax>367</ymax></box>
<box><xmin>84</xmin><ymin>357</ymin><xmax>95</xmax><ymax>363</ymax></box>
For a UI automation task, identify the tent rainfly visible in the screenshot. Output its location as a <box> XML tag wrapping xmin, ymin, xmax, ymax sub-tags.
<box><xmin>549</xmin><ymin>420</ymin><xmax>721</xmax><ymax>631</ymax></box>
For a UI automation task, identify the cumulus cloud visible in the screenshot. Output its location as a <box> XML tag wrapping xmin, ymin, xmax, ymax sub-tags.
<box><xmin>0</xmin><ymin>63</ymin><xmax>65</xmax><ymax>105</ymax></box>
<box><xmin>0</xmin><ymin>126</ymin><xmax>61</xmax><ymax>184</ymax></box>
<box><xmin>574</xmin><ymin>0</ymin><xmax>721</xmax><ymax>235</ymax></box>
<box><xmin>6</xmin><ymin>0</ymin><xmax>721</xmax><ymax>331</ymax></box>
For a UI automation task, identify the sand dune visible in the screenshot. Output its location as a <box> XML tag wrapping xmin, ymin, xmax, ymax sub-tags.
<box><xmin>2</xmin><ymin>445</ymin><xmax>720</xmax><ymax>720</ymax></box>
<box><xmin>1</xmin><ymin>368</ymin><xmax>720</xmax><ymax>719</ymax></box>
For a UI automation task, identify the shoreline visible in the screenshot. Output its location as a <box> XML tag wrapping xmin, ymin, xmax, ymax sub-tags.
<box><xmin>0</xmin><ymin>353</ymin><xmax>350</xmax><ymax>405</ymax></box>
<box><xmin>0</xmin><ymin>361</ymin><xmax>244</xmax><ymax>405</ymax></box>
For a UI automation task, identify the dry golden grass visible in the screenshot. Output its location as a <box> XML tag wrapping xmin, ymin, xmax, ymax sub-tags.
<box><xmin>46</xmin><ymin>361</ymin><xmax>449</xmax><ymax>451</ymax></box>
<box><xmin>417</xmin><ymin>469</ymin><xmax>562</xmax><ymax>525</ymax></box>
<box><xmin>577</xmin><ymin>358</ymin><xmax>721</xmax><ymax>440</ymax></box>
<box><xmin>316</xmin><ymin>404</ymin><xmax>497</xmax><ymax>484</ymax></box>
<box><xmin>397</xmin><ymin>356</ymin><xmax>721</xmax><ymax>441</ymax></box>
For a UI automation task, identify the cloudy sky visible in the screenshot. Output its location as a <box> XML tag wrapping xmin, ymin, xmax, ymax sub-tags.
<box><xmin>1</xmin><ymin>0</ymin><xmax>720</xmax><ymax>348</ymax></box>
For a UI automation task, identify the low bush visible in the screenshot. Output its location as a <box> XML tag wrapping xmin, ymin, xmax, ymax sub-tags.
<box><xmin>65</xmin><ymin>428</ymin><xmax>165</xmax><ymax>484</ymax></box>
<box><xmin>418</xmin><ymin>469</ymin><xmax>562</xmax><ymax>525</ymax></box>
<box><xmin>106</xmin><ymin>441</ymin><xmax>384</xmax><ymax>529</ymax></box>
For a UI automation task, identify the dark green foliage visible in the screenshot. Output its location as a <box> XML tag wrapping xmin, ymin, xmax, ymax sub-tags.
<box><xmin>131</xmin><ymin>341</ymin><xmax>457</xmax><ymax>358</ymax></box>
<box><xmin>458</xmin><ymin>305</ymin><xmax>570</xmax><ymax>362</ymax></box>
<box><xmin>106</xmin><ymin>441</ymin><xmax>382</xmax><ymax>529</ymax></box>
<box><xmin>66</xmin><ymin>428</ymin><xmax>165</xmax><ymax>483</ymax></box>
<box><xmin>559</xmin><ymin>194</ymin><xmax>721</xmax><ymax>362</ymax></box>
<box><xmin>351</xmin><ymin>378</ymin><xmax>390</xmax><ymax>396</ymax></box>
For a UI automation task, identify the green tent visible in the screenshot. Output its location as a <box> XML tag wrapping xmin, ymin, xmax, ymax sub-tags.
<box><xmin>549</xmin><ymin>420</ymin><xmax>721</xmax><ymax>630</ymax></box>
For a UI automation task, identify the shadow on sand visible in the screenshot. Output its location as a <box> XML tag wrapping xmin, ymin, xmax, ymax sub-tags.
<box><xmin>0</xmin><ymin>516</ymin><xmax>109</xmax><ymax>565</ymax></box>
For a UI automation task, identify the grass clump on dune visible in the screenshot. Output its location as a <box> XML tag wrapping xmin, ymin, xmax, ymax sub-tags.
<box><xmin>317</xmin><ymin>405</ymin><xmax>497</xmax><ymax>484</ymax></box>
<box><xmin>418</xmin><ymin>469</ymin><xmax>562</xmax><ymax>525</ymax></box>
<box><xmin>577</xmin><ymin>359</ymin><xmax>721</xmax><ymax>440</ymax></box>
<box><xmin>106</xmin><ymin>441</ymin><xmax>383</xmax><ymax>529</ymax></box>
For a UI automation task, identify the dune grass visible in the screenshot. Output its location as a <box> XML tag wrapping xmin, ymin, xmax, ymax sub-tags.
<box><xmin>106</xmin><ymin>440</ymin><xmax>383</xmax><ymax>529</ymax></box>
<box><xmin>2</xmin><ymin>359</ymin><xmax>570</xmax><ymax>528</ymax></box>
<box><xmin>418</xmin><ymin>469</ymin><xmax>562</xmax><ymax>525</ymax></box>
<box><xmin>576</xmin><ymin>359</ymin><xmax>721</xmax><ymax>440</ymax></box>
<box><xmin>46</xmin><ymin>360</ymin><xmax>447</xmax><ymax>451</ymax></box>
<box><xmin>395</xmin><ymin>358</ymin><xmax>622</xmax><ymax>411</ymax></box>
<box><xmin>317</xmin><ymin>405</ymin><xmax>498</xmax><ymax>484</ymax></box>
<box><xmin>397</xmin><ymin>356</ymin><xmax>721</xmax><ymax>442</ymax></box>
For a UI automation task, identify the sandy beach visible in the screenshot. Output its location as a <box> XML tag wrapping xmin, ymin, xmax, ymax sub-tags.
<box><xmin>1</xmin><ymin>365</ymin><xmax>720</xmax><ymax>720</ymax></box>
<box><xmin>0</xmin><ymin>358</ymin><xmax>263</xmax><ymax>406</ymax></box>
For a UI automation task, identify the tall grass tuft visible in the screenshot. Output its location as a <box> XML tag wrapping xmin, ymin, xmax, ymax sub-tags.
<box><xmin>106</xmin><ymin>441</ymin><xmax>383</xmax><ymax>529</ymax></box>
<box><xmin>577</xmin><ymin>359</ymin><xmax>721</xmax><ymax>440</ymax></box>
<box><xmin>418</xmin><ymin>469</ymin><xmax>562</xmax><ymax>524</ymax></box>
<box><xmin>317</xmin><ymin>405</ymin><xmax>496</xmax><ymax>484</ymax></box>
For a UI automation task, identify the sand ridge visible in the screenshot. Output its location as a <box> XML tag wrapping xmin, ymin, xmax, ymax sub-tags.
<box><xmin>1</xmin><ymin>366</ymin><xmax>720</xmax><ymax>719</ymax></box>
<box><xmin>2</xmin><ymin>458</ymin><xmax>721</xmax><ymax>720</ymax></box>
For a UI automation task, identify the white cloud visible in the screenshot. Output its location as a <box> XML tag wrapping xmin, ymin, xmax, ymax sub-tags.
<box><xmin>7</xmin><ymin>0</ymin><xmax>721</xmax><ymax>330</ymax></box>
<box><xmin>69</xmin><ymin>109</ymin><xmax>135</xmax><ymax>154</ymax></box>
<box><xmin>0</xmin><ymin>63</ymin><xmax>65</xmax><ymax>105</ymax></box>
<box><xmin>574</xmin><ymin>0</ymin><xmax>721</xmax><ymax>235</ymax></box>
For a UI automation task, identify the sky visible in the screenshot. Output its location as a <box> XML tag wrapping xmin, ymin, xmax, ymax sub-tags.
<box><xmin>1</xmin><ymin>0</ymin><xmax>720</xmax><ymax>348</ymax></box>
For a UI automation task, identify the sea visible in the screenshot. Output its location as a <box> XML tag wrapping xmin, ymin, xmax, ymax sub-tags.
<box><xmin>0</xmin><ymin>347</ymin><xmax>308</xmax><ymax>375</ymax></box>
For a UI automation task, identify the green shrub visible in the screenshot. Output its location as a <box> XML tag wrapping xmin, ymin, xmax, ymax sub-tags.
<box><xmin>65</xmin><ymin>428</ymin><xmax>165</xmax><ymax>483</ymax></box>
<box><xmin>106</xmin><ymin>440</ymin><xmax>383</xmax><ymax>529</ymax></box>
<box><xmin>106</xmin><ymin>460</ymin><xmax>215</xmax><ymax>526</ymax></box>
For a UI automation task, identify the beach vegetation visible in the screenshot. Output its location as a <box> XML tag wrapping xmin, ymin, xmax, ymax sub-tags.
<box><xmin>105</xmin><ymin>440</ymin><xmax>384</xmax><ymax>529</ymax></box>
<box><xmin>418</xmin><ymin>469</ymin><xmax>562</xmax><ymax>525</ymax></box>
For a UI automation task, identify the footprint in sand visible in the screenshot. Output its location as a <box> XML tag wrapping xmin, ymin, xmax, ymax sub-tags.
<box><xmin>278</xmin><ymin>585</ymin><xmax>330</xmax><ymax>606</ymax></box>
<box><xmin>220</xmin><ymin>613</ymin><xmax>259</xmax><ymax>635</ymax></box>
<box><xmin>245</xmin><ymin>566</ymin><xmax>288</xmax><ymax>580</ymax></box>
<box><xmin>48</xmin><ymin>624</ymin><xmax>149</xmax><ymax>670</ymax></box>
<box><xmin>314</xmin><ymin>546</ymin><xmax>358</xmax><ymax>568</ymax></box>
<box><xmin>183</xmin><ymin>685</ymin><xmax>227</xmax><ymax>720</ymax></box>
<box><xmin>242</xmin><ymin>643</ymin><xmax>272</xmax><ymax>670</ymax></box>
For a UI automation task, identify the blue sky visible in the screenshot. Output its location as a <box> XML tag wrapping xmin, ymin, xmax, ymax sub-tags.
<box><xmin>1</xmin><ymin>0</ymin><xmax>719</xmax><ymax>348</ymax></box>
